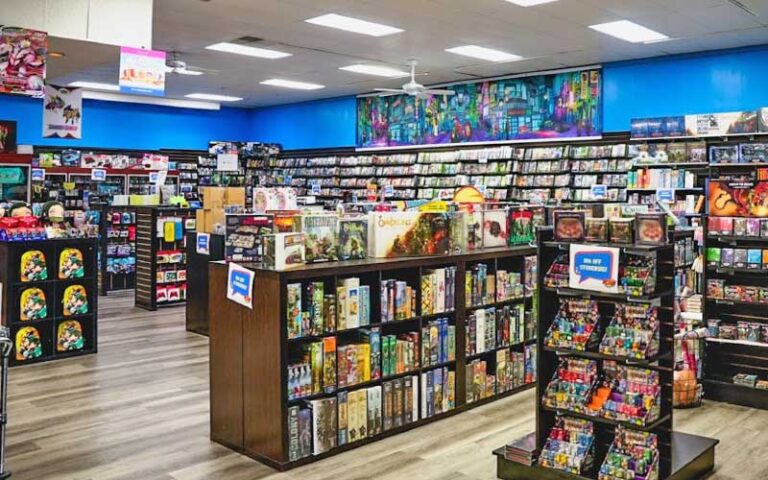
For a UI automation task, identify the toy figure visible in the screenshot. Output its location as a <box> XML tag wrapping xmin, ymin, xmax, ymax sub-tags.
<box><xmin>8</xmin><ymin>202</ymin><xmax>32</xmax><ymax>217</ymax></box>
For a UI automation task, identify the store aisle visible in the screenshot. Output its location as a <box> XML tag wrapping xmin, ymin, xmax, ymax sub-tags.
<box><xmin>2</xmin><ymin>293</ymin><xmax>762</xmax><ymax>480</ymax></box>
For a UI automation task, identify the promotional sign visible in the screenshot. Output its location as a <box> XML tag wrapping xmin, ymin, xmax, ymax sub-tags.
<box><xmin>119</xmin><ymin>46</ymin><xmax>166</xmax><ymax>96</ymax></box>
<box><xmin>196</xmin><ymin>233</ymin><xmax>210</xmax><ymax>256</ymax></box>
<box><xmin>569</xmin><ymin>244</ymin><xmax>620</xmax><ymax>293</ymax></box>
<box><xmin>30</xmin><ymin>168</ymin><xmax>45</xmax><ymax>182</ymax></box>
<box><xmin>656</xmin><ymin>188</ymin><xmax>675</xmax><ymax>204</ymax></box>
<box><xmin>631</xmin><ymin>110</ymin><xmax>758</xmax><ymax>139</ymax></box>
<box><xmin>227</xmin><ymin>262</ymin><xmax>254</xmax><ymax>309</ymax></box>
<box><xmin>0</xmin><ymin>27</ymin><xmax>47</xmax><ymax>97</ymax></box>
<box><xmin>590</xmin><ymin>184</ymin><xmax>607</xmax><ymax>200</ymax></box>
<box><xmin>383</xmin><ymin>185</ymin><xmax>394</xmax><ymax>196</ymax></box>
<box><xmin>0</xmin><ymin>121</ymin><xmax>17</xmax><ymax>153</ymax></box>
<box><xmin>709</xmin><ymin>180</ymin><xmax>768</xmax><ymax>217</ymax></box>
<box><xmin>43</xmin><ymin>84</ymin><xmax>82</xmax><ymax>139</ymax></box>
<box><xmin>216</xmin><ymin>153</ymin><xmax>239</xmax><ymax>171</ymax></box>
<box><xmin>91</xmin><ymin>169</ymin><xmax>107</xmax><ymax>182</ymax></box>
<box><xmin>358</xmin><ymin>68</ymin><xmax>602</xmax><ymax>148</ymax></box>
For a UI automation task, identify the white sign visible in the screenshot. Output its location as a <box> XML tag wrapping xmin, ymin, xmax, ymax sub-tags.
<box><xmin>43</xmin><ymin>84</ymin><xmax>83</xmax><ymax>139</ymax></box>
<box><xmin>227</xmin><ymin>262</ymin><xmax>254</xmax><ymax>309</ymax></box>
<box><xmin>217</xmin><ymin>153</ymin><xmax>239</xmax><ymax>171</ymax></box>
<box><xmin>656</xmin><ymin>188</ymin><xmax>675</xmax><ymax>204</ymax></box>
<box><xmin>196</xmin><ymin>233</ymin><xmax>211</xmax><ymax>256</ymax></box>
<box><xmin>569</xmin><ymin>244</ymin><xmax>620</xmax><ymax>294</ymax></box>
<box><xmin>91</xmin><ymin>169</ymin><xmax>107</xmax><ymax>181</ymax></box>
<box><xmin>119</xmin><ymin>47</ymin><xmax>166</xmax><ymax>96</ymax></box>
<box><xmin>151</xmin><ymin>170</ymin><xmax>168</xmax><ymax>186</ymax></box>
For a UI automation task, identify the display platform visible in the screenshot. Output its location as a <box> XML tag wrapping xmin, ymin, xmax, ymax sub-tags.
<box><xmin>494</xmin><ymin>432</ymin><xmax>718</xmax><ymax>480</ymax></box>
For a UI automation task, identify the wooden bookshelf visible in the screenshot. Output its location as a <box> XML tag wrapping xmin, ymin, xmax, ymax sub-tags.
<box><xmin>209</xmin><ymin>246</ymin><xmax>538</xmax><ymax>470</ymax></box>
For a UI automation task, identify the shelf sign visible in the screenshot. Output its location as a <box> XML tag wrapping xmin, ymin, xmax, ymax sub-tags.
<box><xmin>196</xmin><ymin>233</ymin><xmax>210</xmax><ymax>256</ymax></box>
<box><xmin>91</xmin><ymin>168</ymin><xmax>107</xmax><ymax>181</ymax></box>
<box><xmin>384</xmin><ymin>185</ymin><xmax>394</xmax><ymax>196</ymax></box>
<box><xmin>30</xmin><ymin>168</ymin><xmax>45</xmax><ymax>182</ymax></box>
<box><xmin>569</xmin><ymin>244</ymin><xmax>620</xmax><ymax>294</ymax></box>
<box><xmin>590</xmin><ymin>184</ymin><xmax>607</xmax><ymax>200</ymax></box>
<box><xmin>311</xmin><ymin>183</ymin><xmax>321</xmax><ymax>195</ymax></box>
<box><xmin>227</xmin><ymin>262</ymin><xmax>254</xmax><ymax>309</ymax></box>
<box><xmin>656</xmin><ymin>188</ymin><xmax>675</xmax><ymax>204</ymax></box>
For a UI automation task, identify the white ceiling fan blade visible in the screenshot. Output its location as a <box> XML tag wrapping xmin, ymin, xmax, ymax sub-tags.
<box><xmin>374</xmin><ymin>88</ymin><xmax>406</xmax><ymax>92</ymax></box>
<box><xmin>423</xmin><ymin>89</ymin><xmax>455</xmax><ymax>96</ymax></box>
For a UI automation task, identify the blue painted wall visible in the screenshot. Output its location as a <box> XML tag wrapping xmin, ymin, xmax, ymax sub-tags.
<box><xmin>0</xmin><ymin>93</ymin><xmax>251</xmax><ymax>150</ymax></box>
<box><xmin>248</xmin><ymin>96</ymin><xmax>357</xmax><ymax>150</ymax></box>
<box><xmin>603</xmin><ymin>45</ymin><xmax>768</xmax><ymax>132</ymax></box>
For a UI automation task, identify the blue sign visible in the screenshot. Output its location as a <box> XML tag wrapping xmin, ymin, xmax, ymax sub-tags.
<box><xmin>384</xmin><ymin>185</ymin><xmax>394</xmax><ymax>196</ymax></box>
<box><xmin>30</xmin><ymin>168</ymin><xmax>45</xmax><ymax>182</ymax></box>
<box><xmin>311</xmin><ymin>183</ymin><xmax>321</xmax><ymax>195</ymax></box>
<box><xmin>590</xmin><ymin>184</ymin><xmax>607</xmax><ymax>200</ymax></box>
<box><xmin>196</xmin><ymin>232</ymin><xmax>210</xmax><ymax>256</ymax></box>
<box><xmin>573</xmin><ymin>250</ymin><xmax>616</xmax><ymax>285</ymax></box>
<box><xmin>657</xmin><ymin>188</ymin><xmax>675</xmax><ymax>204</ymax></box>
<box><xmin>91</xmin><ymin>168</ymin><xmax>107</xmax><ymax>182</ymax></box>
<box><xmin>227</xmin><ymin>262</ymin><xmax>254</xmax><ymax>309</ymax></box>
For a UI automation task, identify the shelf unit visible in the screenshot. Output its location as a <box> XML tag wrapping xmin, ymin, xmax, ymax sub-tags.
<box><xmin>209</xmin><ymin>246</ymin><xmax>538</xmax><ymax>470</ymax></box>
<box><xmin>95</xmin><ymin>205</ymin><xmax>137</xmax><ymax>295</ymax></box>
<box><xmin>494</xmin><ymin>227</ymin><xmax>717</xmax><ymax>480</ymax></box>
<box><xmin>185</xmin><ymin>232</ymin><xmax>225</xmax><ymax>336</ymax></box>
<box><xmin>0</xmin><ymin>238</ymin><xmax>98</xmax><ymax>366</ymax></box>
<box><xmin>134</xmin><ymin>207</ymin><xmax>195</xmax><ymax>311</ymax></box>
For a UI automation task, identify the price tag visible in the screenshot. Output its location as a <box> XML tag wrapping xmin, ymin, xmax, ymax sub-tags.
<box><xmin>311</xmin><ymin>183</ymin><xmax>321</xmax><ymax>195</ymax></box>
<box><xmin>590</xmin><ymin>184</ymin><xmax>607</xmax><ymax>200</ymax></box>
<box><xmin>91</xmin><ymin>168</ymin><xmax>107</xmax><ymax>181</ymax></box>
<box><xmin>656</xmin><ymin>188</ymin><xmax>675</xmax><ymax>204</ymax></box>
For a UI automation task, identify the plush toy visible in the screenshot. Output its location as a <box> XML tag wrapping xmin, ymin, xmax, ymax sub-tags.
<box><xmin>41</xmin><ymin>201</ymin><xmax>66</xmax><ymax>223</ymax></box>
<box><xmin>8</xmin><ymin>202</ymin><xmax>32</xmax><ymax>217</ymax></box>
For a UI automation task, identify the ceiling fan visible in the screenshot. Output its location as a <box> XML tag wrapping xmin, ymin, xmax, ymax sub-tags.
<box><xmin>165</xmin><ymin>52</ymin><xmax>217</xmax><ymax>76</ymax></box>
<box><xmin>373</xmin><ymin>60</ymin><xmax>455</xmax><ymax>98</ymax></box>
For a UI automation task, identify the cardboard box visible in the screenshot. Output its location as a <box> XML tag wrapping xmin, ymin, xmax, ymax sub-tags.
<box><xmin>196</xmin><ymin>209</ymin><xmax>209</xmax><ymax>233</ymax></box>
<box><xmin>368</xmin><ymin>212</ymin><xmax>450</xmax><ymax>258</ymax></box>
<box><xmin>202</xmin><ymin>187</ymin><xmax>226</xmax><ymax>209</ymax></box>
<box><xmin>225</xmin><ymin>187</ymin><xmax>246</xmax><ymax>207</ymax></box>
<box><xmin>210</xmin><ymin>208</ymin><xmax>226</xmax><ymax>234</ymax></box>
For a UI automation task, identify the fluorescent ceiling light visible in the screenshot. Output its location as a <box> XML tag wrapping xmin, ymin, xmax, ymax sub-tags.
<box><xmin>185</xmin><ymin>93</ymin><xmax>243</xmax><ymax>102</ymax></box>
<box><xmin>339</xmin><ymin>64</ymin><xmax>409</xmax><ymax>78</ymax></box>
<box><xmin>505</xmin><ymin>0</ymin><xmax>558</xmax><ymax>6</ymax></box>
<box><xmin>68</xmin><ymin>81</ymin><xmax>120</xmax><ymax>91</ymax></box>
<box><xmin>445</xmin><ymin>45</ymin><xmax>523</xmax><ymax>62</ymax></box>
<box><xmin>205</xmin><ymin>42</ymin><xmax>292</xmax><ymax>59</ymax></box>
<box><xmin>260</xmin><ymin>79</ymin><xmax>325</xmax><ymax>90</ymax></box>
<box><xmin>589</xmin><ymin>20</ymin><xmax>669</xmax><ymax>43</ymax></box>
<box><xmin>305</xmin><ymin>13</ymin><xmax>403</xmax><ymax>37</ymax></box>
<box><xmin>165</xmin><ymin>67</ymin><xmax>204</xmax><ymax>76</ymax></box>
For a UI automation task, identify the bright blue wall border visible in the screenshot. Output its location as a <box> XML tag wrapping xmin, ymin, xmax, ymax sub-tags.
<box><xmin>0</xmin><ymin>93</ymin><xmax>251</xmax><ymax>150</ymax></box>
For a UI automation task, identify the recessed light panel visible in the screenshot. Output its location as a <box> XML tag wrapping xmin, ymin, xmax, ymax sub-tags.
<box><xmin>205</xmin><ymin>42</ymin><xmax>292</xmax><ymax>59</ymax></box>
<box><xmin>305</xmin><ymin>13</ymin><xmax>403</xmax><ymax>37</ymax></box>
<box><xmin>589</xmin><ymin>20</ymin><xmax>669</xmax><ymax>43</ymax></box>
<box><xmin>339</xmin><ymin>64</ymin><xmax>409</xmax><ymax>78</ymax></box>
<box><xmin>184</xmin><ymin>93</ymin><xmax>243</xmax><ymax>101</ymax></box>
<box><xmin>445</xmin><ymin>45</ymin><xmax>523</xmax><ymax>62</ymax></box>
<box><xmin>68</xmin><ymin>81</ymin><xmax>120</xmax><ymax>91</ymax></box>
<box><xmin>505</xmin><ymin>0</ymin><xmax>558</xmax><ymax>6</ymax></box>
<box><xmin>260</xmin><ymin>79</ymin><xmax>325</xmax><ymax>90</ymax></box>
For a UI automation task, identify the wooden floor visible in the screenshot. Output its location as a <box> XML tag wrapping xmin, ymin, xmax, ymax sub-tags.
<box><xmin>5</xmin><ymin>292</ymin><xmax>767</xmax><ymax>480</ymax></box>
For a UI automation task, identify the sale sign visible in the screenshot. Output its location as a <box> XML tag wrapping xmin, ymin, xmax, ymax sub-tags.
<box><xmin>569</xmin><ymin>244</ymin><xmax>620</xmax><ymax>293</ymax></box>
<box><xmin>227</xmin><ymin>262</ymin><xmax>254</xmax><ymax>309</ymax></box>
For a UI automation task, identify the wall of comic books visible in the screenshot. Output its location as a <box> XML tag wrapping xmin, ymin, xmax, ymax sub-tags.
<box><xmin>356</xmin><ymin>69</ymin><xmax>602</xmax><ymax>149</ymax></box>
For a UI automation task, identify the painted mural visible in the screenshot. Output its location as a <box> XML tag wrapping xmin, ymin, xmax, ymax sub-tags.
<box><xmin>357</xmin><ymin>69</ymin><xmax>602</xmax><ymax>148</ymax></box>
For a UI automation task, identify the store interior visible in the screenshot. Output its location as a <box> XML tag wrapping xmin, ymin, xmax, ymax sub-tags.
<box><xmin>2</xmin><ymin>1</ymin><xmax>768</xmax><ymax>479</ymax></box>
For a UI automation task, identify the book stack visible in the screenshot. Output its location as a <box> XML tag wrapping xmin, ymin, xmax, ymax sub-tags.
<box><xmin>421</xmin><ymin>318</ymin><xmax>455</xmax><ymax>367</ymax></box>
<box><xmin>336</xmin><ymin>277</ymin><xmax>371</xmax><ymax>330</ymax></box>
<box><xmin>420</xmin><ymin>366</ymin><xmax>455</xmax><ymax>419</ymax></box>
<box><xmin>382</xmin><ymin>332</ymin><xmax>420</xmax><ymax>377</ymax></box>
<box><xmin>504</xmin><ymin>432</ymin><xmax>538</xmax><ymax>466</ymax></box>
<box><xmin>380</xmin><ymin>278</ymin><xmax>416</xmax><ymax>322</ymax></box>
<box><xmin>421</xmin><ymin>267</ymin><xmax>457</xmax><ymax>315</ymax></box>
<box><xmin>383</xmin><ymin>375</ymin><xmax>419</xmax><ymax>430</ymax></box>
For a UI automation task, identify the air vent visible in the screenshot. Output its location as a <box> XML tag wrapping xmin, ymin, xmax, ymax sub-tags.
<box><xmin>233</xmin><ymin>36</ymin><xmax>264</xmax><ymax>45</ymax></box>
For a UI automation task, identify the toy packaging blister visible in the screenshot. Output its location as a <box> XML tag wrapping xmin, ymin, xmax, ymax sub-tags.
<box><xmin>56</xmin><ymin>320</ymin><xmax>85</xmax><ymax>352</ymax></box>
<box><xmin>62</xmin><ymin>284</ymin><xmax>88</xmax><ymax>316</ymax></box>
<box><xmin>59</xmin><ymin>248</ymin><xmax>85</xmax><ymax>279</ymax></box>
<box><xmin>15</xmin><ymin>326</ymin><xmax>43</xmax><ymax>361</ymax></box>
<box><xmin>20</xmin><ymin>287</ymin><xmax>47</xmax><ymax>321</ymax></box>
<box><xmin>20</xmin><ymin>250</ymin><xmax>48</xmax><ymax>282</ymax></box>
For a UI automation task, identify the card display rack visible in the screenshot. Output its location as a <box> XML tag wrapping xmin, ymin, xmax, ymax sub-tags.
<box><xmin>134</xmin><ymin>207</ymin><xmax>195</xmax><ymax>311</ymax></box>
<box><xmin>493</xmin><ymin>228</ymin><xmax>717</xmax><ymax>480</ymax></box>
<box><xmin>208</xmin><ymin>246</ymin><xmax>538</xmax><ymax>470</ymax></box>
<box><xmin>0</xmin><ymin>238</ymin><xmax>98</xmax><ymax>366</ymax></box>
<box><xmin>95</xmin><ymin>205</ymin><xmax>137</xmax><ymax>295</ymax></box>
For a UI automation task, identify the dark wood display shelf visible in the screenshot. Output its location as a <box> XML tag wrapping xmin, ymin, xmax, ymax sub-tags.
<box><xmin>540</xmin><ymin>406</ymin><xmax>672</xmax><ymax>432</ymax></box>
<box><xmin>542</xmin><ymin>346</ymin><xmax>673</xmax><ymax>371</ymax></box>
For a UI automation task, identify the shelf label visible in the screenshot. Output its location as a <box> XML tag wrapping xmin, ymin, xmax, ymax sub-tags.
<box><xmin>91</xmin><ymin>168</ymin><xmax>107</xmax><ymax>182</ymax></box>
<box><xmin>227</xmin><ymin>262</ymin><xmax>254</xmax><ymax>309</ymax></box>
<box><xmin>30</xmin><ymin>168</ymin><xmax>45</xmax><ymax>182</ymax></box>
<box><xmin>311</xmin><ymin>183</ymin><xmax>321</xmax><ymax>195</ymax></box>
<box><xmin>196</xmin><ymin>233</ymin><xmax>210</xmax><ymax>256</ymax></box>
<box><xmin>590</xmin><ymin>184</ymin><xmax>607</xmax><ymax>200</ymax></box>
<box><xmin>569</xmin><ymin>244</ymin><xmax>620</xmax><ymax>294</ymax></box>
<box><xmin>384</xmin><ymin>185</ymin><xmax>394</xmax><ymax>196</ymax></box>
<box><xmin>656</xmin><ymin>188</ymin><xmax>674</xmax><ymax>203</ymax></box>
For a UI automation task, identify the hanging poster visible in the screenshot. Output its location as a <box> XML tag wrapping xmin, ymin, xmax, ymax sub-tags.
<box><xmin>0</xmin><ymin>26</ymin><xmax>47</xmax><ymax>97</ymax></box>
<box><xmin>227</xmin><ymin>262</ymin><xmax>254</xmax><ymax>309</ymax></box>
<box><xmin>119</xmin><ymin>47</ymin><xmax>166</xmax><ymax>96</ymax></box>
<box><xmin>709</xmin><ymin>180</ymin><xmax>768</xmax><ymax>217</ymax></box>
<box><xmin>357</xmin><ymin>68</ymin><xmax>602</xmax><ymax>148</ymax></box>
<box><xmin>43</xmin><ymin>85</ymin><xmax>83</xmax><ymax>139</ymax></box>
<box><xmin>0</xmin><ymin>121</ymin><xmax>17</xmax><ymax>152</ymax></box>
<box><xmin>569</xmin><ymin>244</ymin><xmax>620</xmax><ymax>294</ymax></box>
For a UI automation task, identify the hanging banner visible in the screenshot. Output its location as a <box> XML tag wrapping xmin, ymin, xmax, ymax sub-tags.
<box><xmin>227</xmin><ymin>262</ymin><xmax>254</xmax><ymax>309</ymax></box>
<box><xmin>569</xmin><ymin>244</ymin><xmax>620</xmax><ymax>293</ymax></box>
<box><xmin>0</xmin><ymin>121</ymin><xmax>17</xmax><ymax>153</ymax></box>
<box><xmin>43</xmin><ymin>85</ymin><xmax>83</xmax><ymax>139</ymax></box>
<box><xmin>119</xmin><ymin>47</ymin><xmax>166</xmax><ymax>96</ymax></box>
<box><xmin>357</xmin><ymin>68</ymin><xmax>602</xmax><ymax>148</ymax></box>
<box><xmin>0</xmin><ymin>26</ymin><xmax>47</xmax><ymax>97</ymax></box>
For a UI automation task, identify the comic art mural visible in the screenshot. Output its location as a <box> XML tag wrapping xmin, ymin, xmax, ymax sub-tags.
<box><xmin>357</xmin><ymin>69</ymin><xmax>601</xmax><ymax>148</ymax></box>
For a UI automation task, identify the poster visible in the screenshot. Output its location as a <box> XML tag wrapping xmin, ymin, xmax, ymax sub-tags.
<box><xmin>357</xmin><ymin>68</ymin><xmax>602</xmax><ymax>148</ymax></box>
<box><xmin>0</xmin><ymin>26</ymin><xmax>47</xmax><ymax>96</ymax></box>
<box><xmin>227</xmin><ymin>262</ymin><xmax>254</xmax><ymax>309</ymax></box>
<box><xmin>225</xmin><ymin>214</ymin><xmax>274</xmax><ymax>262</ymax></box>
<box><xmin>569</xmin><ymin>244</ymin><xmax>620</xmax><ymax>293</ymax></box>
<box><xmin>119</xmin><ymin>47</ymin><xmax>166</xmax><ymax>96</ymax></box>
<box><xmin>0</xmin><ymin>121</ymin><xmax>17</xmax><ymax>153</ymax></box>
<box><xmin>43</xmin><ymin>85</ymin><xmax>83</xmax><ymax>139</ymax></box>
<box><xmin>709</xmin><ymin>180</ymin><xmax>768</xmax><ymax>217</ymax></box>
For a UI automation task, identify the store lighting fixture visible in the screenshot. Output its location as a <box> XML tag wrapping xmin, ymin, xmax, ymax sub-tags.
<box><xmin>305</xmin><ymin>13</ymin><xmax>403</xmax><ymax>37</ymax></box>
<box><xmin>445</xmin><ymin>45</ymin><xmax>522</xmax><ymax>62</ymax></box>
<box><xmin>339</xmin><ymin>64</ymin><xmax>409</xmax><ymax>78</ymax></box>
<box><xmin>589</xmin><ymin>20</ymin><xmax>669</xmax><ymax>43</ymax></box>
<box><xmin>260</xmin><ymin>79</ymin><xmax>325</xmax><ymax>90</ymax></box>
<box><xmin>68</xmin><ymin>81</ymin><xmax>120</xmax><ymax>91</ymax></box>
<box><xmin>504</xmin><ymin>0</ymin><xmax>558</xmax><ymax>6</ymax></box>
<box><xmin>184</xmin><ymin>93</ymin><xmax>243</xmax><ymax>101</ymax></box>
<box><xmin>205</xmin><ymin>42</ymin><xmax>292</xmax><ymax>59</ymax></box>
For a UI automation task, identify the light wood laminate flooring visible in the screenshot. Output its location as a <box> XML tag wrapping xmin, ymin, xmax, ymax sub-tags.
<box><xmin>4</xmin><ymin>292</ymin><xmax>764</xmax><ymax>479</ymax></box>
